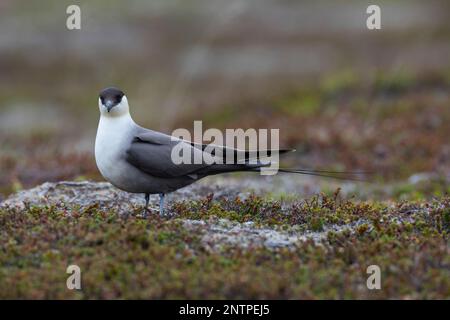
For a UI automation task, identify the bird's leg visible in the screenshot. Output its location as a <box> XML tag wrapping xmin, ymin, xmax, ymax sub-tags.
<box><xmin>142</xmin><ymin>193</ymin><xmax>150</xmax><ymax>217</ymax></box>
<box><xmin>159</xmin><ymin>193</ymin><xmax>165</xmax><ymax>216</ymax></box>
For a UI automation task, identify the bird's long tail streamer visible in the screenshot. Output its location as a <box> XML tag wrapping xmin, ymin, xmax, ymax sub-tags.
<box><xmin>257</xmin><ymin>167</ymin><xmax>372</xmax><ymax>182</ymax></box>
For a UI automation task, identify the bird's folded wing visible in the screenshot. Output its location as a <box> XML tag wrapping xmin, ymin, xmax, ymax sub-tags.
<box><xmin>125</xmin><ymin>132</ymin><xmax>212</xmax><ymax>178</ymax></box>
<box><xmin>134</xmin><ymin>129</ymin><xmax>294</xmax><ymax>161</ymax></box>
<box><xmin>190</xmin><ymin>142</ymin><xmax>294</xmax><ymax>163</ymax></box>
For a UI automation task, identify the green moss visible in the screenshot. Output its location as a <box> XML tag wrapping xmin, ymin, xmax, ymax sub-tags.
<box><xmin>394</xmin><ymin>183</ymin><xmax>420</xmax><ymax>200</ymax></box>
<box><xmin>443</xmin><ymin>209</ymin><xmax>450</xmax><ymax>232</ymax></box>
<box><xmin>309</xmin><ymin>216</ymin><xmax>325</xmax><ymax>231</ymax></box>
<box><xmin>275</xmin><ymin>89</ymin><xmax>321</xmax><ymax>117</ymax></box>
<box><xmin>374</xmin><ymin>71</ymin><xmax>416</xmax><ymax>94</ymax></box>
<box><xmin>0</xmin><ymin>194</ymin><xmax>448</xmax><ymax>299</ymax></box>
<box><xmin>321</xmin><ymin>70</ymin><xmax>359</xmax><ymax>95</ymax></box>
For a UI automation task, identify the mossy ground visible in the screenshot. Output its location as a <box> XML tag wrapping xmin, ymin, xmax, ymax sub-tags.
<box><xmin>0</xmin><ymin>193</ymin><xmax>448</xmax><ymax>299</ymax></box>
<box><xmin>1</xmin><ymin>66</ymin><xmax>450</xmax><ymax>299</ymax></box>
<box><xmin>1</xmin><ymin>0</ymin><xmax>450</xmax><ymax>299</ymax></box>
<box><xmin>1</xmin><ymin>68</ymin><xmax>450</xmax><ymax>299</ymax></box>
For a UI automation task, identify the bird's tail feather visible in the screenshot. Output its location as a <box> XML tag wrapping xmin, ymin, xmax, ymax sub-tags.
<box><xmin>250</xmin><ymin>167</ymin><xmax>371</xmax><ymax>182</ymax></box>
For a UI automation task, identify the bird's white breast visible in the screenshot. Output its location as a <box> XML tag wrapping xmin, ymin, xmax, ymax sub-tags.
<box><xmin>95</xmin><ymin>115</ymin><xmax>134</xmax><ymax>186</ymax></box>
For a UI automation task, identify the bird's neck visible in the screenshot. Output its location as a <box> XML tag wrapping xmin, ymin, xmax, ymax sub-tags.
<box><xmin>98</xmin><ymin>112</ymin><xmax>136</xmax><ymax>133</ymax></box>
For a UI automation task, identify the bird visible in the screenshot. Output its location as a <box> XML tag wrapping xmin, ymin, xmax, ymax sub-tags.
<box><xmin>95</xmin><ymin>87</ymin><xmax>366</xmax><ymax>216</ymax></box>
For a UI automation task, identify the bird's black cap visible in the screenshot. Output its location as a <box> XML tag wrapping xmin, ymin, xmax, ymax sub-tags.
<box><xmin>99</xmin><ymin>87</ymin><xmax>125</xmax><ymax>111</ymax></box>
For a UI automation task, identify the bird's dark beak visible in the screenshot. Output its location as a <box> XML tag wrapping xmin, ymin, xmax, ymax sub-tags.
<box><xmin>105</xmin><ymin>100</ymin><xmax>114</xmax><ymax>112</ymax></box>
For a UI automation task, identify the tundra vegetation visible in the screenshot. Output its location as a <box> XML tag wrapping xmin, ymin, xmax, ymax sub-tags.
<box><xmin>0</xmin><ymin>0</ymin><xmax>449</xmax><ymax>299</ymax></box>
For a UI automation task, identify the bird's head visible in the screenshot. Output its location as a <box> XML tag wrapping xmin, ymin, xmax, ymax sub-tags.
<box><xmin>98</xmin><ymin>87</ymin><xmax>129</xmax><ymax>116</ymax></box>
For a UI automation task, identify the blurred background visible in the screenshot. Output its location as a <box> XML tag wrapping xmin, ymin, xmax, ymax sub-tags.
<box><xmin>1</xmin><ymin>0</ymin><xmax>450</xmax><ymax>198</ymax></box>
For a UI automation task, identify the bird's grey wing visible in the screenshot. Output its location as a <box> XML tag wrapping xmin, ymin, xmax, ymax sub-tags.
<box><xmin>125</xmin><ymin>131</ymin><xmax>212</xmax><ymax>178</ymax></box>
<box><xmin>135</xmin><ymin>129</ymin><xmax>294</xmax><ymax>163</ymax></box>
<box><xmin>190</xmin><ymin>142</ymin><xmax>294</xmax><ymax>163</ymax></box>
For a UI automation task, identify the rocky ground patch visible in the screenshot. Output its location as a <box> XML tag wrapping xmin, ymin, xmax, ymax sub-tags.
<box><xmin>1</xmin><ymin>180</ymin><xmax>448</xmax><ymax>299</ymax></box>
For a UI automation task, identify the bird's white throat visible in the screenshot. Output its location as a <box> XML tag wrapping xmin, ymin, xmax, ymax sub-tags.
<box><xmin>96</xmin><ymin>110</ymin><xmax>135</xmax><ymax>152</ymax></box>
